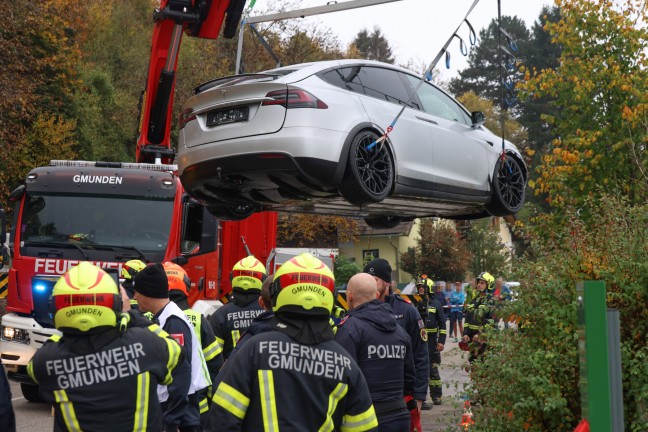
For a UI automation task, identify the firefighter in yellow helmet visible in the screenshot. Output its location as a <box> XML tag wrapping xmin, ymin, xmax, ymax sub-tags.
<box><xmin>206</xmin><ymin>253</ymin><xmax>378</xmax><ymax>431</ymax></box>
<box><xmin>462</xmin><ymin>271</ymin><xmax>496</xmax><ymax>363</ymax></box>
<box><xmin>121</xmin><ymin>259</ymin><xmax>146</xmax><ymax>309</ymax></box>
<box><xmin>416</xmin><ymin>276</ymin><xmax>446</xmax><ymax>407</ymax></box>
<box><xmin>164</xmin><ymin>262</ymin><xmax>223</xmax><ymax>426</ymax></box>
<box><xmin>27</xmin><ymin>262</ymin><xmax>182</xmax><ymax>431</ymax></box>
<box><xmin>207</xmin><ymin>256</ymin><xmax>267</xmax><ymax>360</ymax></box>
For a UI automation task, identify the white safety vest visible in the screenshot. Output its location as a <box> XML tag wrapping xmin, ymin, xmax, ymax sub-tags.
<box><xmin>157</xmin><ymin>301</ymin><xmax>211</xmax><ymax>402</ymax></box>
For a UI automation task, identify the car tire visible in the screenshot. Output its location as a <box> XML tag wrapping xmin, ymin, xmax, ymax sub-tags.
<box><xmin>486</xmin><ymin>156</ymin><xmax>526</xmax><ymax>216</ymax></box>
<box><xmin>21</xmin><ymin>383</ymin><xmax>42</xmax><ymax>402</ymax></box>
<box><xmin>364</xmin><ymin>216</ymin><xmax>402</xmax><ymax>229</ymax></box>
<box><xmin>207</xmin><ymin>205</ymin><xmax>256</xmax><ymax>221</ymax></box>
<box><xmin>339</xmin><ymin>131</ymin><xmax>394</xmax><ymax>206</ymax></box>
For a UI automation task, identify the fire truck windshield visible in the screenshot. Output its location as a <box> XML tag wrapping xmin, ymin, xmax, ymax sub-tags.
<box><xmin>20</xmin><ymin>193</ymin><xmax>174</xmax><ymax>263</ymax></box>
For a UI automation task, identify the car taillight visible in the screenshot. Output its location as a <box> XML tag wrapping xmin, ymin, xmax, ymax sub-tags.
<box><xmin>263</xmin><ymin>88</ymin><xmax>328</xmax><ymax>109</ymax></box>
<box><xmin>179</xmin><ymin>108</ymin><xmax>196</xmax><ymax>129</ymax></box>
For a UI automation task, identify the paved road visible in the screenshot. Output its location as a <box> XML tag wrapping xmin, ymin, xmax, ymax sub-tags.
<box><xmin>8</xmin><ymin>338</ymin><xmax>471</xmax><ymax>432</ymax></box>
<box><xmin>9</xmin><ymin>380</ymin><xmax>53</xmax><ymax>431</ymax></box>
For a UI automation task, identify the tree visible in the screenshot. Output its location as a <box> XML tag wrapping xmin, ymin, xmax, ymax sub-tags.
<box><xmin>449</xmin><ymin>16</ymin><xmax>530</xmax><ymax>104</ymax></box>
<box><xmin>277</xmin><ymin>213</ymin><xmax>360</xmax><ymax>247</ymax></box>
<box><xmin>520</xmin><ymin>0</ymin><xmax>648</xmax><ymax>210</ymax></box>
<box><xmin>351</xmin><ymin>27</ymin><xmax>395</xmax><ymax>64</ymax></box>
<box><xmin>399</xmin><ymin>219</ymin><xmax>470</xmax><ymax>281</ymax></box>
<box><xmin>0</xmin><ymin>0</ymin><xmax>83</xmax><ymax>205</ymax></box>
<box><xmin>465</xmin><ymin>223</ymin><xmax>512</xmax><ymax>279</ymax></box>
<box><xmin>333</xmin><ymin>254</ymin><xmax>362</xmax><ymax>286</ymax></box>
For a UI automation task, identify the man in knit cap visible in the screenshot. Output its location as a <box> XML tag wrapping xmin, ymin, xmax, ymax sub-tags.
<box><xmin>134</xmin><ymin>263</ymin><xmax>209</xmax><ymax>432</ymax></box>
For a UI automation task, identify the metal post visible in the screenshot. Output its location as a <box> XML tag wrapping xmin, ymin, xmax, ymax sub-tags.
<box><xmin>606</xmin><ymin>309</ymin><xmax>624</xmax><ymax>431</ymax></box>
<box><xmin>577</xmin><ymin>281</ymin><xmax>613</xmax><ymax>432</ymax></box>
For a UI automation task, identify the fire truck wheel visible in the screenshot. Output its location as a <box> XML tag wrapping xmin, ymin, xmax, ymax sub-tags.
<box><xmin>21</xmin><ymin>382</ymin><xmax>43</xmax><ymax>402</ymax></box>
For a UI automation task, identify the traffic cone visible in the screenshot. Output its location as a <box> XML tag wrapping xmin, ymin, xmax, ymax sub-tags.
<box><xmin>459</xmin><ymin>401</ymin><xmax>475</xmax><ymax>430</ymax></box>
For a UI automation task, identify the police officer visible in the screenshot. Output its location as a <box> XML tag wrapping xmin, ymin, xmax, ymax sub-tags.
<box><xmin>336</xmin><ymin>272</ymin><xmax>415</xmax><ymax>431</ymax></box>
<box><xmin>418</xmin><ymin>277</ymin><xmax>446</xmax><ymax>405</ymax></box>
<box><xmin>121</xmin><ymin>259</ymin><xmax>147</xmax><ymax>310</ymax></box>
<box><xmin>364</xmin><ymin>258</ymin><xmax>429</xmax><ymax>430</ymax></box>
<box><xmin>28</xmin><ymin>262</ymin><xmax>182</xmax><ymax>431</ymax></box>
<box><xmin>208</xmin><ymin>256</ymin><xmax>267</xmax><ymax>360</ymax></box>
<box><xmin>164</xmin><ymin>262</ymin><xmax>223</xmax><ymax>424</ymax></box>
<box><xmin>463</xmin><ymin>271</ymin><xmax>496</xmax><ymax>363</ymax></box>
<box><xmin>206</xmin><ymin>253</ymin><xmax>378</xmax><ymax>431</ymax></box>
<box><xmin>134</xmin><ymin>264</ymin><xmax>210</xmax><ymax>432</ymax></box>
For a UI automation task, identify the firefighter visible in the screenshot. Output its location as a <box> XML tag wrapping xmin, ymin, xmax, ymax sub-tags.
<box><xmin>27</xmin><ymin>262</ymin><xmax>182</xmax><ymax>431</ymax></box>
<box><xmin>364</xmin><ymin>258</ymin><xmax>429</xmax><ymax>431</ymax></box>
<box><xmin>205</xmin><ymin>253</ymin><xmax>378</xmax><ymax>431</ymax></box>
<box><xmin>164</xmin><ymin>262</ymin><xmax>223</xmax><ymax>424</ymax></box>
<box><xmin>462</xmin><ymin>271</ymin><xmax>496</xmax><ymax>363</ymax></box>
<box><xmin>121</xmin><ymin>258</ymin><xmax>146</xmax><ymax>309</ymax></box>
<box><xmin>208</xmin><ymin>256</ymin><xmax>267</xmax><ymax>360</ymax></box>
<box><xmin>335</xmin><ymin>272</ymin><xmax>415</xmax><ymax>431</ymax></box>
<box><xmin>133</xmin><ymin>263</ymin><xmax>210</xmax><ymax>432</ymax></box>
<box><xmin>418</xmin><ymin>277</ymin><xmax>446</xmax><ymax>405</ymax></box>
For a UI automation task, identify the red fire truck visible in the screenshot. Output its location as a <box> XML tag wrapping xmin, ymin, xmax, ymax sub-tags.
<box><xmin>0</xmin><ymin>0</ymin><xmax>276</xmax><ymax>401</ymax></box>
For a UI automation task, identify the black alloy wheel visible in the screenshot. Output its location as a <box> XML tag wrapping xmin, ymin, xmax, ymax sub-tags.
<box><xmin>339</xmin><ymin>131</ymin><xmax>394</xmax><ymax>206</ymax></box>
<box><xmin>486</xmin><ymin>156</ymin><xmax>526</xmax><ymax>216</ymax></box>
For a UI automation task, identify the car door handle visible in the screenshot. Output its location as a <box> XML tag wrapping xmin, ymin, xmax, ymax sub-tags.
<box><xmin>415</xmin><ymin>116</ymin><xmax>438</xmax><ymax>125</ymax></box>
<box><xmin>485</xmin><ymin>140</ymin><xmax>494</xmax><ymax>147</ymax></box>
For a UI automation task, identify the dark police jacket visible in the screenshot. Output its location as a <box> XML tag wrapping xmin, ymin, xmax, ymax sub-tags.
<box><xmin>335</xmin><ymin>299</ymin><xmax>415</xmax><ymax>408</ymax></box>
<box><xmin>385</xmin><ymin>294</ymin><xmax>430</xmax><ymax>401</ymax></box>
<box><xmin>208</xmin><ymin>298</ymin><xmax>265</xmax><ymax>360</ymax></box>
<box><xmin>28</xmin><ymin>325</ymin><xmax>181</xmax><ymax>432</ymax></box>
<box><xmin>206</xmin><ymin>329</ymin><xmax>378</xmax><ymax>431</ymax></box>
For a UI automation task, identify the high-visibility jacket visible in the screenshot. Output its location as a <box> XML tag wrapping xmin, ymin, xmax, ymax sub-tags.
<box><xmin>208</xmin><ymin>299</ymin><xmax>264</xmax><ymax>359</ymax></box>
<box><xmin>205</xmin><ymin>330</ymin><xmax>378</xmax><ymax>432</ymax></box>
<box><xmin>183</xmin><ymin>308</ymin><xmax>224</xmax><ymax>414</ymax></box>
<box><xmin>28</xmin><ymin>324</ymin><xmax>181</xmax><ymax>432</ymax></box>
<box><xmin>463</xmin><ymin>293</ymin><xmax>494</xmax><ymax>340</ymax></box>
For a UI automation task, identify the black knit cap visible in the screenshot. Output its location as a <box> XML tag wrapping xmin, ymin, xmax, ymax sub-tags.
<box><xmin>133</xmin><ymin>263</ymin><xmax>169</xmax><ymax>299</ymax></box>
<box><xmin>363</xmin><ymin>258</ymin><xmax>392</xmax><ymax>284</ymax></box>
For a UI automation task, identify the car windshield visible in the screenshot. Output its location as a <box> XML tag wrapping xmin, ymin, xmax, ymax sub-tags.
<box><xmin>20</xmin><ymin>194</ymin><xmax>174</xmax><ymax>262</ymax></box>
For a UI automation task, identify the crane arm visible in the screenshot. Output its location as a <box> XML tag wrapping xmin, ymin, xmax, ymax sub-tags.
<box><xmin>136</xmin><ymin>0</ymin><xmax>246</xmax><ymax>164</ymax></box>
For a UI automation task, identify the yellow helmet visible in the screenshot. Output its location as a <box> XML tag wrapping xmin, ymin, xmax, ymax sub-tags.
<box><xmin>476</xmin><ymin>271</ymin><xmax>495</xmax><ymax>291</ymax></box>
<box><xmin>121</xmin><ymin>259</ymin><xmax>146</xmax><ymax>280</ymax></box>
<box><xmin>270</xmin><ymin>253</ymin><xmax>335</xmax><ymax>316</ymax></box>
<box><xmin>231</xmin><ymin>256</ymin><xmax>267</xmax><ymax>291</ymax></box>
<box><xmin>51</xmin><ymin>262</ymin><xmax>122</xmax><ymax>334</ymax></box>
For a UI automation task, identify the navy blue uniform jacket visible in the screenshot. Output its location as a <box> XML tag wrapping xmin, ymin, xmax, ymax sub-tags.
<box><xmin>385</xmin><ymin>294</ymin><xmax>430</xmax><ymax>400</ymax></box>
<box><xmin>335</xmin><ymin>299</ymin><xmax>415</xmax><ymax>403</ymax></box>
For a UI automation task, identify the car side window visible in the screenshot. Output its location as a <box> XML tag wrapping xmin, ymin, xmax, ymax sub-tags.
<box><xmin>318</xmin><ymin>67</ymin><xmax>364</xmax><ymax>94</ymax></box>
<box><xmin>405</xmin><ymin>75</ymin><xmax>472</xmax><ymax>125</ymax></box>
<box><xmin>357</xmin><ymin>67</ymin><xmax>413</xmax><ymax>106</ymax></box>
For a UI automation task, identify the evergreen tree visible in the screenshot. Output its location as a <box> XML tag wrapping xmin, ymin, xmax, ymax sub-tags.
<box><xmin>465</xmin><ymin>224</ymin><xmax>511</xmax><ymax>278</ymax></box>
<box><xmin>352</xmin><ymin>27</ymin><xmax>395</xmax><ymax>64</ymax></box>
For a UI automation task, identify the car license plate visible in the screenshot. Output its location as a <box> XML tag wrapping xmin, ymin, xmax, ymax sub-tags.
<box><xmin>206</xmin><ymin>106</ymin><xmax>249</xmax><ymax>127</ymax></box>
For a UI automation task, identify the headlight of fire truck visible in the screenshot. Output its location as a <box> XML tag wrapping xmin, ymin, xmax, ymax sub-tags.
<box><xmin>1</xmin><ymin>326</ymin><xmax>30</xmax><ymax>344</ymax></box>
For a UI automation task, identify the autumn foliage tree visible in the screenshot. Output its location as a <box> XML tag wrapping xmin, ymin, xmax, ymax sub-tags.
<box><xmin>399</xmin><ymin>218</ymin><xmax>470</xmax><ymax>281</ymax></box>
<box><xmin>520</xmin><ymin>0</ymin><xmax>648</xmax><ymax>210</ymax></box>
<box><xmin>469</xmin><ymin>2</ymin><xmax>648</xmax><ymax>430</ymax></box>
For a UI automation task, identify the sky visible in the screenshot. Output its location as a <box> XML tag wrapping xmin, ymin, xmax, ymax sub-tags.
<box><xmin>249</xmin><ymin>0</ymin><xmax>553</xmax><ymax>80</ymax></box>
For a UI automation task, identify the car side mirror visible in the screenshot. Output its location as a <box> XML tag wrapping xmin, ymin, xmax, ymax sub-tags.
<box><xmin>471</xmin><ymin>111</ymin><xmax>486</xmax><ymax>129</ymax></box>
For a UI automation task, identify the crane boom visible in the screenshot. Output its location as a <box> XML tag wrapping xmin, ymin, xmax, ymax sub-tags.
<box><xmin>136</xmin><ymin>0</ymin><xmax>246</xmax><ymax>163</ymax></box>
